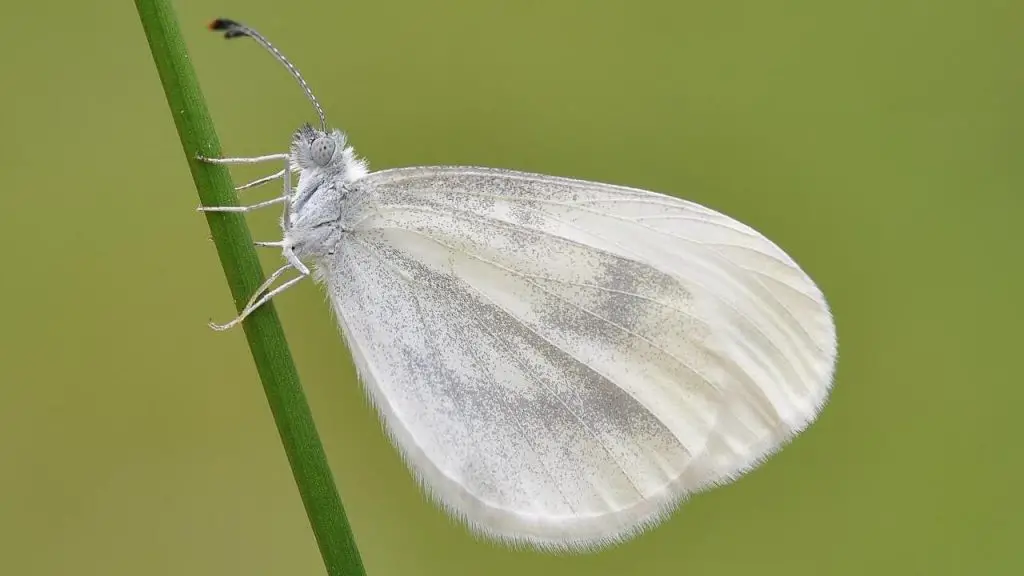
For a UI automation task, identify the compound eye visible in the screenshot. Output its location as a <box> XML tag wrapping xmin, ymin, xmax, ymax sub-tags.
<box><xmin>310</xmin><ymin>136</ymin><xmax>336</xmax><ymax>167</ymax></box>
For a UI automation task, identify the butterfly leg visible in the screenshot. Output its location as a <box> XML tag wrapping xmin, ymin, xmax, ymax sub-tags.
<box><xmin>196</xmin><ymin>153</ymin><xmax>292</xmax><ymax>211</ymax></box>
<box><xmin>197</xmin><ymin>195</ymin><xmax>288</xmax><ymax>213</ymax></box>
<box><xmin>209</xmin><ymin>263</ymin><xmax>309</xmax><ymax>331</ymax></box>
<box><xmin>197</xmin><ymin>152</ymin><xmax>288</xmax><ymax>191</ymax></box>
<box><xmin>197</xmin><ymin>153</ymin><xmax>288</xmax><ymax>165</ymax></box>
<box><xmin>234</xmin><ymin>169</ymin><xmax>287</xmax><ymax>192</ymax></box>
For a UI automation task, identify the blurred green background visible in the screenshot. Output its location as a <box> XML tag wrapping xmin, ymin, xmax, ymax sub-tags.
<box><xmin>1</xmin><ymin>1</ymin><xmax>1021</xmax><ymax>574</ymax></box>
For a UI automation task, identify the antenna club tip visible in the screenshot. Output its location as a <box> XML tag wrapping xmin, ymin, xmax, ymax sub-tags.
<box><xmin>208</xmin><ymin>18</ymin><xmax>238</xmax><ymax>31</ymax></box>
<box><xmin>208</xmin><ymin>18</ymin><xmax>250</xmax><ymax>40</ymax></box>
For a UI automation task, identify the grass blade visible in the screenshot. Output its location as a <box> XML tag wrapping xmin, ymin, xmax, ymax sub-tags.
<box><xmin>133</xmin><ymin>1</ymin><xmax>366</xmax><ymax>574</ymax></box>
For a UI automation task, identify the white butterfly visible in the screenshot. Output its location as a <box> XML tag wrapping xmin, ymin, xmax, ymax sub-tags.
<box><xmin>201</xmin><ymin>19</ymin><xmax>837</xmax><ymax>551</ymax></box>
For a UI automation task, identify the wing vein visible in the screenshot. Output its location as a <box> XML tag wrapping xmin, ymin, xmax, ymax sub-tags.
<box><xmin>455</xmin><ymin>278</ymin><xmax>649</xmax><ymax>500</ymax></box>
<box><xmin>344</xmin><ymin>238</ymin><xmax>499</xmax><ymax>505</ymax></box>
<box><xmin>370</xmin><ymin>202</ymin><xmax>816</xmax><ymax>391</ymax></box>
<box><xmin>462</xmin><ymin>304</ymin><xmax>633</xmax><ymax>510</ymax></box>
<box><xmin>353</xmin><ymin>235</ymin><xmax>602</xmax><ymax>514</ymax></box>
<box><xmin>447</xmin><ymin>191</ymin><xmax>823</xmax><ymax>353</ymax></box>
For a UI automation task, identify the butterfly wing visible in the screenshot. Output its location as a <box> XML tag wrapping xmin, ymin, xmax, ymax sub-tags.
<box><xmin>321</xmin><ymin>166</ymin><xmax>837</xmax><ymax>550</ymax></box>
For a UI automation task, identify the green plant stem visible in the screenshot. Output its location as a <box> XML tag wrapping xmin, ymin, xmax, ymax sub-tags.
<box><xmin>134</xmin><ymin>2</ymin><xmax>366</xmax><ymax>574</ymax></box>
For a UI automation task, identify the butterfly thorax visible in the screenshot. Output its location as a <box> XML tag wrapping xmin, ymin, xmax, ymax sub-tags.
<box><xmin>284</xmin><ymin>125</ymin><xmax>369</xmax><ymax>262</ymax></box>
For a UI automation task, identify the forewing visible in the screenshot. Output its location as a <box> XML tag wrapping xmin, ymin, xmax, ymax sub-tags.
<box><xmin>324</xmin><ymin>166</ymin><xmax>837</xmax><ymax>549</ymax></box>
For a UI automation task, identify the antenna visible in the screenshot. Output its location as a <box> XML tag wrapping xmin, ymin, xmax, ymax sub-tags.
<box><xmin>208</xmin><ymin>18</ymin><xmax>328</xmax><ymax>132</ymax></box>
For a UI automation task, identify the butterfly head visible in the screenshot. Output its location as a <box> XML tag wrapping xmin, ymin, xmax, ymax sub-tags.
<box><xmin>290</xmin><ymin>124</ymin><xmax>368</xmax><ymax>182</ymax></box>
